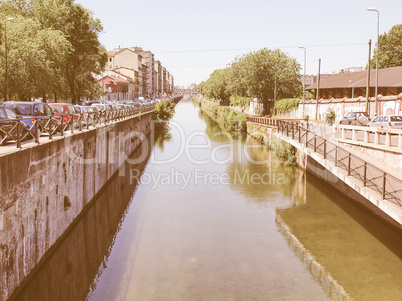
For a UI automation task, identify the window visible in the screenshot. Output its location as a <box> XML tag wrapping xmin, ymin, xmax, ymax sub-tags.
<box><xmin>34</xmin><ymin>104</ymin><xmax>45</xmax><ymax>116</ymax></box>
<box><xmin>5</xmin><ymin>108</ymin><xmax>17</xmax><ymax>119</ymax></box>
<box><xmin>50</xmin><ymin>105</ymin><xmax>66</xmax><ymax>113</ymax></box>
<box><xmin>45</xmin><ymin>105</ymin><xmax>53</xmax><ymax>115</ymax></box>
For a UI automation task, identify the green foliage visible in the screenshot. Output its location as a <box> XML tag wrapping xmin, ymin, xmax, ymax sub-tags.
<box><xmin>305</xmin><ymin>91</ymin><xmax>315</xmax><ymax>100</ymax></box>
<box><xmin>0</xmin><ymin>0</ymin><xmax>107</xmax><ymax>102</ymax></box>
<box><xmin>229</xmin><ymin>48</ymin><xmax>302</xmax><ymax>115</ymax></box>
<box><xmin>274</xmin><ymin>98</ymin><xmax>300</xmax><ymax>113</ymax></box>
<box><xmin>199</xmin><ymin>48</ymin><xmax>302</xmax><ymax>115</ymax></box>
<box><xmin>254</xmin><ymin>107</ymin><xmax>262</xmax><ymax>115</ymax></box>
<box><xmin>273</xmin><ymin>139</ymin><xmax>297</xmax><ymax>166</ymax></box>
<box><xmin>229</xmin><ymin>95</ymin><xmax>252</xmax><ymax>108</ymax></box>
<box><xmin>197</xmin><ymin>68</ymin><xmax>231</xmax><ymax>102</ymax></box>
<box><xmin>369</xmin><ymin>24</ymin><xmax>402</xmax><ymax>69</ymax></box>
<box><xmin>154</xmin><ymin>100</ymin><xmax>176</xmax><ymax>121</ymax></box>
<box><xmin>324</xmin><ymin>107</ymin><xmax>336</xmax><ymax>124</ymax></box>
<box><xmin>224</xmin><ymin>111</ymin><xmax>247</xmax><ymax>132</ymax></box>
<box><xmin>194</xmin><ymin>97</ymin><xmax>247</xmax><ymax>132</ymax></box>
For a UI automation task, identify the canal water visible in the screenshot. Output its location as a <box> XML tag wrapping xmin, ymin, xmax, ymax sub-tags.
<box><xmin>13</xmin><ymin>96</ymin><xmax>402</xmax><ymax>301</ymax></box>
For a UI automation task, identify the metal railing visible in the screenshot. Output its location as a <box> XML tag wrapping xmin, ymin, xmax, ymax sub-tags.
<box><xmin>247</xmin><ymin>116</ymin><xmax>303</xmax><ymax>127</ymax></box>
<box><xmin>0</xmin><ymin>106</ymin><xmax>154</xmax><ymax>148</ymax></box>
<box><xmin>247</xmin><ymin>116</ymin><xmax>280</xmax><ymax>126</ymax></box>
<box><xmin>277</xmin><ymin>120</ymin><xmax>402</xmax><ymax>206</ymax></box>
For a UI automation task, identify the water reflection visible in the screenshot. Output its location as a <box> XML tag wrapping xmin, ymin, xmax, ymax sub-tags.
<box><xmin>10</xmin><ymin>135</ymin><xmax>155</xmax><ymax>301</ymax></box>
<box><xmin>153</xmin><ymin>121</ymin><xmax>173</xmax><ymax>151</ymax></box>
<box><xmin>199</xmin><ymin>108</ymin><xmax>305</xmax><ymax>204</ymax></box>
<box><xmin>276</xmin><ymin>175</ymin><xmax>402</xmax><ymax>300</ymax></box>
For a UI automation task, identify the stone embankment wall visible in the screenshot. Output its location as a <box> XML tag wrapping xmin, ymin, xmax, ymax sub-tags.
<box><xmin>0</xmin><ymin>112</ymin><xmax>153</xmax><ymax>301</ymax></box>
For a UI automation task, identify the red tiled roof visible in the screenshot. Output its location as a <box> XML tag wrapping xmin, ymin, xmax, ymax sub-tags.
<box><xmin>307</xmin><ymin>66</ymin><xmax>402</xmax><ymax>90</ymax></box>
<box><xmin>98</xmin><ymin>75</ymin><xmax>129</xmax><ymax>84</ymax></box>
<box><xmin>108</xmin><ymin>76</ymin><xmax>129</xmax><ymax>83</ymax></box>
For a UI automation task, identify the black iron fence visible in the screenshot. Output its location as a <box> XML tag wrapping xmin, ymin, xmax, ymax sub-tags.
<box><xmin>0</xmin><ymin>106</ymin><xmax>153</xmax><ymax>148</ymax></box>
<box><xmin>277</xmin><ymin>120</ymin><xmax>402</xmax><ymax>206</ymax></box>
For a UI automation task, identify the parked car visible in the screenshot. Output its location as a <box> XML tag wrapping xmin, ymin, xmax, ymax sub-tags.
<box><xmin>339</xmin><ymin>111</ymin><xmax>370</xmax><ymax>126</ymax></box>
<box><xmin>74</xmin><ymin>105</ymin><xmax>89</xmax><ymax>125</ymax></box>
<box><xmin>0</xmin><ymin>107</ymin><xmax>29</xmax><ymax>144</ymax></box>
<box><xmin>2</xmin><ymin>101</ymin><xmax>54</xmax><ymax>132</ymax></box>
<box><xmin>368</xmin><ymin>115</ymin><xmax>402</xmax><ymax>129</ymax></box>
<box><xmin>48</xmin><ymin>103</ymin><xmax>80</xmax><ymax>124</ymax></box>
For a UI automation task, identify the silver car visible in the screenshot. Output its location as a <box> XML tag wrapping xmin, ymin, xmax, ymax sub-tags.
<box><xmin>368</xmin><ymin>115</ymin><xmax>402</xmax><ymax>129</ymax></box>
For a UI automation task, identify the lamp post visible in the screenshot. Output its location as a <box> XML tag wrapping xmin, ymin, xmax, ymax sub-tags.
<box><xmin>367</xmin><ymin>7</ymin><xmax>379</xmax><ymax>115</ymax></box>
<box><xmin>5</xmin><ymin>17</ymin><xmax>14</xmax><ymax>102</ymax></box>
<box><xmin>299</xmin><ymin>46</ymin><xmax>306</xmax><ymax>117</ymax></box>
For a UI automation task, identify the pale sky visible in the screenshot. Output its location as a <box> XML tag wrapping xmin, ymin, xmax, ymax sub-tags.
<box><xmin>77</xmin><ymin>0</ymin><xmax>401</xmax><ymax>87</ymax></box>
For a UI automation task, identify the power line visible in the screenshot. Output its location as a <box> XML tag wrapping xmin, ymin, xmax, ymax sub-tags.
<box><xmin>155</xmin><ymin>43</ymin><xmax>367</xmax><ymax>54</ymax></box>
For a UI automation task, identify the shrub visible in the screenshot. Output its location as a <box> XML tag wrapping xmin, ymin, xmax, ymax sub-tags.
<box><xmin>229</xmin><ymin>95</ymin><xmax>252</xmax><ymax>108</ymax></box>
<box><xmin>324</xmin><ymin>107</ymin><xmax>336</xmax><ymax>124</ymax></box>
<box><xmin>273</xmin><ymin>139</ymin><xmax>297</xmax><ymax>166</ymax></box>
<box><xmin>154</xmin><ymin>100</ymin><xmax>176</xmax><ymax>121</ymax></box>
<box><xmin>274</xmin><ymin>98</ymin><xmax>301</xmax><ymax>113</ymax></box>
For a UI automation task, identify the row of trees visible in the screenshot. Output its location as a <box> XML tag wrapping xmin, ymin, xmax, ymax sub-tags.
<box><xmin>197</xmin><ymin>48</ymin><xmax>303</xmax><ymax>115</ymax></box>
<box><xmin>0</xmin><ymin>0</ymin><xmax>108</xmax><ymax>103</ymax></box>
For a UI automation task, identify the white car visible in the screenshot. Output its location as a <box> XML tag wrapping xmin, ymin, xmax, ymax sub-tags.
<box><xmin>368</xmin><ymin>115</ymin><xmax>402</xmax><ymax>129</ymax></box>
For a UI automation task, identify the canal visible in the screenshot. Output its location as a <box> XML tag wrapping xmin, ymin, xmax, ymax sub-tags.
<box><xmin>12</xmin><ymin>96</ymin><xmax>402</xmax><ymax>301</ymax></box>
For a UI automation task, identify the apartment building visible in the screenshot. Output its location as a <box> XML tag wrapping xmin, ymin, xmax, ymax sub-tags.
<box><xmin>103</xmin><ymin>46</ymin><xmax>174</xmax><ymax>100</ymax></box>
<box><xmin>130</xmin><ymin>47</ymin><xmax>155</xmax><ymax>98</ymax></box>
<box><xmin>154</xmin><ymin>60</ymin><xmax>162</xmax><ymax>96</ymax></box>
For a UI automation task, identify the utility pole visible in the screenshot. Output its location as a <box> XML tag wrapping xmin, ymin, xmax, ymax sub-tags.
<box><xmin>366</xmin><ymin>39</ymin><xmax>371</xmax><ymax>114</ymax></box>
<box><xmin>367</xmin><ymin>7</ymin><xmax>379</xmax><ymax>115</ymax></box>
<box><xmin>315</xmin><ymin>59</ymin><xmax>321</xmax><ymax>121</ymax></box>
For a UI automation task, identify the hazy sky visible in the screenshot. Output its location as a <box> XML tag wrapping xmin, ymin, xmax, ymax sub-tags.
<box><xmin>77</xmin><ymin>0</ymin><xmax>401</xmax><ymax>86</ymax></box>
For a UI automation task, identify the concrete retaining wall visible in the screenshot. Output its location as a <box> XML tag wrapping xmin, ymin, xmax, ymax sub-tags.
<box><xmin>0</xmin><ymin>112</ymin><xmax>153</xmax><ymax>301</ymax></box>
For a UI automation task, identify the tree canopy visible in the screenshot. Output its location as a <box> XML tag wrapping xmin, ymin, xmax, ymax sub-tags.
<box><xmin>198</xmin><ymin>48</ymin><xmax>302</xmax><ymax>115</ymax></box>
<box><xmin>371</xmin><ymin>24</ymin><xmax>402</xmax><ymax>69</ymax></box>
<box><xmin>0</xmin><ymin>0</ymin><xmax>107</xmax><ymax>102</ymax></box>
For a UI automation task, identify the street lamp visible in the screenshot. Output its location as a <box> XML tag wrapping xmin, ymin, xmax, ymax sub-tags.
<box><xmin>299</xmin><ymin>46</ymin><xmax>306</xmax><ymax>117</ymax></box>
<box><xmin>5</xmin><ymin>17</ymin><xmax>14</xmax><ymax>102</ymax></box>
<box><xmin>367</xmin><ymin>7</ymin><xmax>379</xmax><ymax>115</ymax></box>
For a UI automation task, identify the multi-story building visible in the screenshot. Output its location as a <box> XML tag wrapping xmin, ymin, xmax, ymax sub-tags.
<box><xmin>130</xmin><ymin>47</ymin><xmax>155</xmax><ymax>98</ymax></box>
<box><xmin>106</xmin><ymin>48</ymin><xmax>144</xmax><ymax>97</ymax></box>
<box><xmin>162</xmin><ymin>67</ymin><xmax>167</xmax><ymax>96</ymax></box>
<box><xmin>104</xmin><ymin>46</ymin><xmax>174</xmax><ymax>100</ymax></box>
<box><xmin>154</xmin><ymin>60</ymin><xmax>162</xmax><ymax>96</ymax></box>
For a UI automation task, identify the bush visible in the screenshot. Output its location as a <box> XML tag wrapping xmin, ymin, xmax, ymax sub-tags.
<box><xmin>274</xmin><ymin>98</ymin><xmax>300</xmax><ymax>113</ymax></box>
<box><xmin>273</xmin><ymin>140</ymin><xmax>297</xmax><ymax>166</ymax></box>
<box><xmin>324</xmin><ymin>107</ymin><xmax>336</xmax><ymax>125</ymax></box>
<box><xmin>221</xmin><ymin>110</ymin><xmax>247</xmax><ymax>132</ymax></box>
<box><xmin>229</xmin><ymin>95</ymin><xmax>252</xmax><ymax>108</ymax></box>
<box><xmin>154</xmin><ymin>100</ymin><xmax>176</xmax><ymax>121</ymax></box>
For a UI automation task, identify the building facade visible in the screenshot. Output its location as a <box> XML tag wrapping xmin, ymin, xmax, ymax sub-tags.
<box><xmin>103</xmin><ymin>47</ymin><xmax>174</xmax><ymax>100</ymax></box>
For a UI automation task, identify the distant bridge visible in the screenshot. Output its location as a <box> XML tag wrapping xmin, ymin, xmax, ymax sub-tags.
<box><xmin>174</xmin><ymin>88</ymin><xmax>196</xmax><ymax>95</ymax></box>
